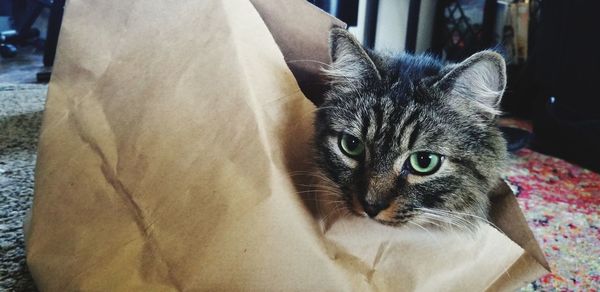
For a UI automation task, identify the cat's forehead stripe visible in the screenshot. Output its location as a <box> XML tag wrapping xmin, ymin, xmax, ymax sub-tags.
<box><xmin>407</xmin><ymin>121</ymin><xmax>421</xmax><ymax>150</ymax></box>
<box><xmin>362</xmin><ymin>107</ymin><xmax>372</xmax><ymax>138</ymax></box>
<box><xmin>396</xmin><ymin>107</ymin><xmax>418</xmax><ymax>148</ymax></box>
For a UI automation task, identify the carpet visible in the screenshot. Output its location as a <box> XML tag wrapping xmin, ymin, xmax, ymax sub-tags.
<box><xmin>506</xmin><ymin>149</ymin><xmax>600</xmax><ymax>291</ymax></box>
<box><xmin>0</xmin><ymin>83</ymin><xmax>598</xmax><ymax>291</ymax></box>
<box><xmin>0</xmin><ymin>84</ymin><xmax>43</xmax><ymax>291</ymax></box>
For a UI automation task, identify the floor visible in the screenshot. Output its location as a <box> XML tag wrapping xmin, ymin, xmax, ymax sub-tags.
<box><xmin>0</xmin><ymin>46</ymin><xmax>47</xmax><ymax>84</ymax></box>
<box><xmin>1</xmin><ymin>10</ymin><xmax>50</xmax><ymax>84</ymax></box>
<box><xmin>0</xmin><ymin>83</ymin><xmax>43</xmax><ymax>291</ymax></box>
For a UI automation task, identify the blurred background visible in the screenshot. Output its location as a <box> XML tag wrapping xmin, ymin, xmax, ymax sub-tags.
<box><xmin>0</xmin><ymin>0</ymin><xmax>63</xmax><ymax>82</ymax></box>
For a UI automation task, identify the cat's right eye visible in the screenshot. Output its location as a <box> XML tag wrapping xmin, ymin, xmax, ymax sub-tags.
<box><xmin>338</xmin><ymin>133</ymin><xmax>365</xmax><ymax>158</ymax></box>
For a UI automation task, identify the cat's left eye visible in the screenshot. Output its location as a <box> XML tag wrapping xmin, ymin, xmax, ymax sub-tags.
<box><xmin>339</xmin><ymin>133</ymin><xmax>365</xmax><ymax>158</ymax></box>
<box><xmin>407</xmin><ymin>152</ymin><xmax>443</xmax><ymax>175</ymax></box>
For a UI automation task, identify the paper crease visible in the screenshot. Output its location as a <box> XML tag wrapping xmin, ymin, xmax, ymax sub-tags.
<box><xmin>65</xmin><ymin>94</ymin><xmax>184</xmax><ymax>291</ymax></box>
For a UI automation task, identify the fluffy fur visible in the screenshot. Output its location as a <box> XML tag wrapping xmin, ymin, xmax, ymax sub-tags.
<box><xmin>312</xmin><ymin>28</ymin><xmax>508</xmax><ymax>230</ymax></box>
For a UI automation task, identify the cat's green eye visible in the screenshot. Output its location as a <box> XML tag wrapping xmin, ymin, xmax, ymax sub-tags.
<box><xmin>339</xmin><ymin>134</ymin><xmax>365</xmax><ymax>158</ymax></box>
<box><xmin>408</xmin><ymin>152</ymin><xmax>443</xmax><ymax>175</ymax></box>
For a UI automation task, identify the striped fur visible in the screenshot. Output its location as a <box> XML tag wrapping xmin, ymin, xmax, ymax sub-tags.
<box><xmin>313</xmin><ymin>29</ymin><xmax>507</xmax><ymax>229</ymax></box>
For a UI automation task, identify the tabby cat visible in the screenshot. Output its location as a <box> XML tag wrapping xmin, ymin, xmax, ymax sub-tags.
<box><xmin>312</xmin><ymin>28</ymin><xmax>507</xmax><ymax>230</ymax></box>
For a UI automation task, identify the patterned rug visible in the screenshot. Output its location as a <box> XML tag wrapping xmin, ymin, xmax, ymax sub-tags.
<box><xmin>505</xmin><ymin>149</ymin><xmax>600</xmax><ymax>291</ymax></box>
<box><xmin>0</xmin><ymin>84</ymin><xmax>598</xmax><ymax>291</ymax></box>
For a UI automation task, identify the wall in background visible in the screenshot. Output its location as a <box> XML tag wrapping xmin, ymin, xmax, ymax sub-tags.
<box><xmin>416</xmin><ymin>0</ymin><xmax>436</xmax><ymax>53</ymax></box>
<box><xmin>348</xmin><ymin>0</ymin><xmax>367</xmax><ymax>44</ymax></box>
<box><xmin>374</xmin><ymin>0</ymin><xmax>410</xmax><ymax>52</ymax></box>
<box><xmin>347</xmin><ymin>0</ymin><xmax>437</xmax><ymax>54</ymax></box>
<box><xmin>0</xmin><ymin>16</ymin><xmax>10</xmax><ymax>31</ymax></box>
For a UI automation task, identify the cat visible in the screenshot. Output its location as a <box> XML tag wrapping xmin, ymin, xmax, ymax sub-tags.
<box><xmin>310</xmin><ymin>28</ymin><xmax>507</xmax><ymax>231</ymax></box>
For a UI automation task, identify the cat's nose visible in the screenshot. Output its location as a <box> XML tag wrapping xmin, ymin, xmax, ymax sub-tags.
<box><xmin>362</xmin><ymin>200</ymin><xmax>390</xmax><ymax>218</ymax></box>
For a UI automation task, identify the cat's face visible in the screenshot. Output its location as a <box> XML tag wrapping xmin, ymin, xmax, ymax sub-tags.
<box><xmin>313</xmin><ymin>29</ymin><xmax>507</xmax><ymax>227</ymax></box>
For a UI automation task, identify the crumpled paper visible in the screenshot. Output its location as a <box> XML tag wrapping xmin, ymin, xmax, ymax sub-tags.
<box><xmin>26</xmin><ymin>0</ymin><xmax>548</xmax><ymax>290</ymax></box>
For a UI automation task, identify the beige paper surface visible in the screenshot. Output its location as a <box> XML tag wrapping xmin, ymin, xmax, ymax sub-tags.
<box><xmin>26</xmin><ymin>0</ymin><xmax>548</xmax><ymax>290</ymax></box>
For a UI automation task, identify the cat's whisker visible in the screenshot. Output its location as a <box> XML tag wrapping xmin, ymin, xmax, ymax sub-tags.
<box><xmin>320</xmin><ymin>201</ymin><xmax>346</xmax><ymax>224</ymax></box>
<box><xmin>414</xmin><ymin>209</ymin><xmax>470</xmax><ymax>231</ymax></box>
<box><xmin>295</xmin><ymin>182</ymin><xmax>339</xmax><ymax>189</ymax></box>
<box><xmin>413</xmin><ymin>217</ymin><xmax>454</xmax><ymax>238</ymax></box>
<box><xmin>415</xmin><ymin>208</ymin><xmax>481</xmax><ymax>233</ymax></box>
<box><xmin>292</xmin><ymin>174</ymin><xmax>334</xmax><ymax>185</ymax></box>
<box><xmin>406</xmin><ymin>221</ymin><xmax>442</xmax><ymax>246</ymax></box>
<box><xmin>436</xmin><ymin>209</ymin><xmax>506</xmax><ymax>235</ymax></box>
<box><xmin>296</xmin><ymin>189</ymin><xmax>342</xmax><ymax>198</ymax></box>
<box><xmin>432</xmin><ymin>214</ymin><xmax>474</xmax><ymax>233</ymax></box>
<box><xmin>296</xmin><ymin>181</ymin><xmax>342</xmax><ymax>195</ymax></box>
<box><xmin>414</xmin><ymin>216</ymin><xmax>444</xmax><ymax>230</ymax></box>
<box><xmin>301</xmin><ymin>196</ymin><xmax>346</xmax><ymax>204</ymax></box>
<box><xmin>415</xmin><ymin>212</ymin><xmax>462</xmax><ymax>231</ymax></box>
<box><xmin>296</xmin><ymin>189</ymin><xmax>340</xmax><ymax>194</ymax></box>
<box><xmin>295</xmin><ymin>190</ymin><xmax>340</xmax><ymax>197</ymax></box>
<box><xmin>294</xmin><ymin>178</ymin><xmax>338</xmax><ymax>186</ymax></box>
<box><xmin>418</xmin><ymin>208</ymin><xmax>480</xmax><ymax>229</ymax></box>
<box><xmin>290</xmin><ymin>172</ymin><xmax>338</xmax><ymax>184</ymax></box>
<box><xmin>294</xmin><ymin>184</ymin><xmax>337</xmax><ymax>189</ymax></box>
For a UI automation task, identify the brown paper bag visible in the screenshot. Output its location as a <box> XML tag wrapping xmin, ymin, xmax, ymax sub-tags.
<box><xmin>26</xmin><ymin>0</ymin><xmax>548</xmax><ymax>290</ymax></box>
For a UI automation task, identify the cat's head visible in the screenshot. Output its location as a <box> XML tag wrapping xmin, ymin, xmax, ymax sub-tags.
<box><xmin>313</xmin><ymin>28</ymin><xmax>507</xmax><ymax>227</ymax></box>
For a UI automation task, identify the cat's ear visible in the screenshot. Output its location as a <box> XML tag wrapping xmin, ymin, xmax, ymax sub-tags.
<box><xmin>324</xmin><ymin>28</ymin><xmax>381</xmax><ymax>84</ymax></box>
<box><xmin>435</xmin><ymin>51</ymin><xmax>506</xmax><ymax>116</ymax></box>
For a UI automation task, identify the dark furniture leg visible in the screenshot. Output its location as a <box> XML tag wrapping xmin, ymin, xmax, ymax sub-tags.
<box><xmin>363</xmin><ymin>0</ymin><xmax>379</xmax><ymax>49</ymax></box>
<box><xmin>43</xmin><ymin>0</ymin><xmax>65</xmax><ymax>67</ymax></box>
<box><xmin>405</xmin><ymin>0</ymin><xmax>421</xmax><ymax>53</ymax></box>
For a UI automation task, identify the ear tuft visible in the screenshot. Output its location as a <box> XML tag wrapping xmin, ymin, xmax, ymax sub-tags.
<box><xmin>324</xmin><ymin>28</ymin><xmax>381</xmax><ymax>84</ymax></box>
<box><xmin>436</xmin><ymin>51</ymin><xmax>507</xmax><ymax>116</ymax></box>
